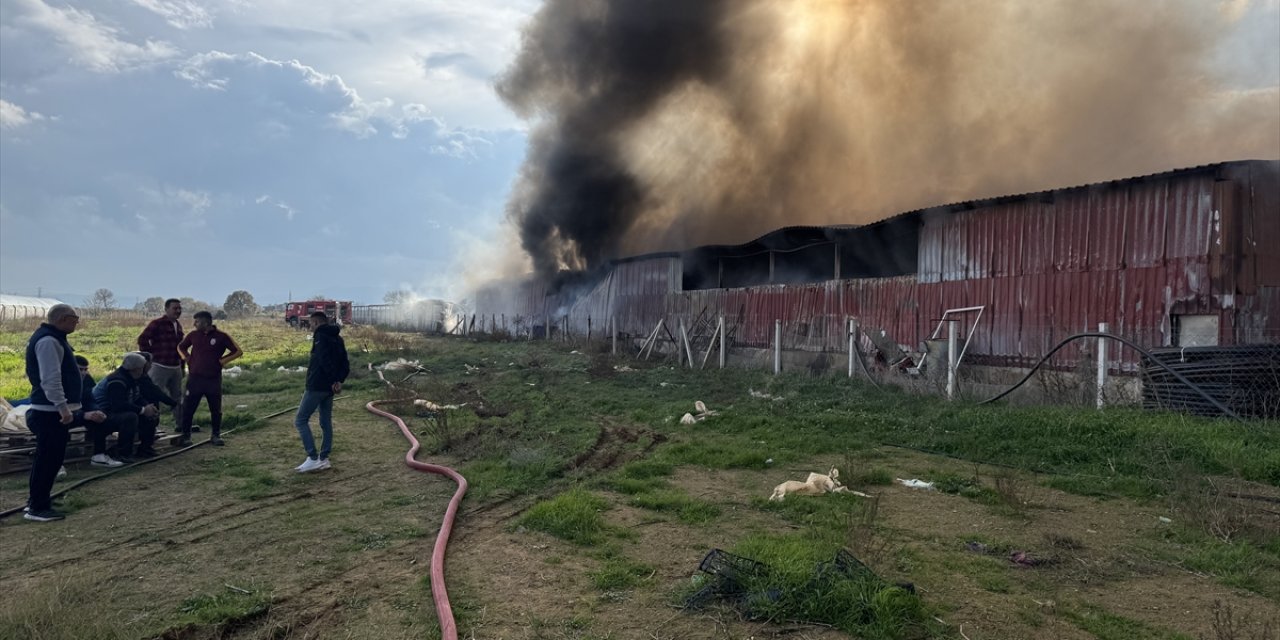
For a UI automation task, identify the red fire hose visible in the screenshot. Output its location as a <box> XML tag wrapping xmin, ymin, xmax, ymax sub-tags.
<box><xmin>365</xmin><ymin>400</ymin><xmax>469</xmax><ymax>640</ymax></box>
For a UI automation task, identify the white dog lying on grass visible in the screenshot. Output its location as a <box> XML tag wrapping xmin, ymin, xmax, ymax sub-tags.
<box><xmin>768</xmin><ymin>467</ymin><xmax>871</xmax><ymax>501</ymax></box>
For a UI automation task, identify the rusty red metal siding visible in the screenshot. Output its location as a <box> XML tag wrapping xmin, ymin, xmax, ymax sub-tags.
<box><xmin>475</xmin><ymin>161</ymin><xmax>1279</xmax><ymax>370</ymax></box>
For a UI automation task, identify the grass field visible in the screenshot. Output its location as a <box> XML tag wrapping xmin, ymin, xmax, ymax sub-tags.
<box><xmin>0</xmin><ymin>317</ymin><xmax>1277</xmax><ymax>639</ymax></box>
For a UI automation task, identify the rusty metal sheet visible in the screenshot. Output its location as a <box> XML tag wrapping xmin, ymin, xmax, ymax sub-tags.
<box><xmin>1086</xmin><ymin>187</ymin><xmax>1126</xmax><ymax>271</ymax></box>
<box><xmin>1053</xmin><ymin>194</ymin><xmax>1089</xmax><ymax>272</ymax></box>
<box><xmin>1165</xmin><ymin>175</ymin><xmax>1215</xmax><ymax>260</ymax></box>
<box><xmin>1249</xmin><ymin>162</ymin><xmax>1280</xmax><ymax>287</ymax></box>
<box><xmin>1127</xmin><ymin>180</ymin><xmax>1169</xmax><ymax>268</ymax></box>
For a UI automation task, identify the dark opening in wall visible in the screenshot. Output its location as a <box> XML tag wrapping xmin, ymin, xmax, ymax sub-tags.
<box><xmin>680</xmin><ymin>216</ymin><xmax>921</xmax><ymax>290</ymax></box>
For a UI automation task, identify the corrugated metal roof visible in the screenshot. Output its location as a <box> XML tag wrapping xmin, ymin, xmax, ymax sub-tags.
<box><xmin>611</xmin><ymin>159</ymin><xmax>1276</xmax><ymax>266</ymax></box>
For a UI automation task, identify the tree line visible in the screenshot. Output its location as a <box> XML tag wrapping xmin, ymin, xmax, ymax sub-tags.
<box><xmin>86</xmin><ymin>288</ymin><xmax>261</xmax><ymax>318</ymax></box>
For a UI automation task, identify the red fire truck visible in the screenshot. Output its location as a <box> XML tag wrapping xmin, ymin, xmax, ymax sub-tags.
<box><xmin>285</xmin><ymin>300</ymin><xmax>353</xmax><ymax>327</ymax></box>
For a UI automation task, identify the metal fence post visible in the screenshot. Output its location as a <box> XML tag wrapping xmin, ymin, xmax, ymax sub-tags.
<box><xmin>718</xmin><ymin>316</ymin><xmax>726</xmax><ymax>369</ymax></box>
<box><xmin>947</xmin><ymin>320</ymin><xmax>957</xmax><ymax>401</ymax></box>
<box><xmin>611</xmin><ymin>317</ymin><xmax>617</xmax><ymax>355</ymax></box>
<box><xmin>847</xmin><ymin>317</ymin><xmax>854</xmax><ymax>378</ymax></box>
<box><xmin>1097</xmin><ymin>322</ymin><xmax>1109</xmax><ymax>410</ymax></box>
<box><xmin>774</xmin><ymin>319</ymin><xmax>782</xmax><ymax>375</ymax></box>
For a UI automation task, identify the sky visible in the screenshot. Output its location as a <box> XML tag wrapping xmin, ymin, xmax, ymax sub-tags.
<box><xmin>1</xmin><ymin>0</ymin><xmax>1277</xmax><ymax>310</ymax></box>
<box><xmin>0</xmin><ymin>0</ymin><xmax>537</xmax><ymax>308</ymax></box>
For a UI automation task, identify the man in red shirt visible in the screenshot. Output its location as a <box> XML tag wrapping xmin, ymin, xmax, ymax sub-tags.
<box><xmin>176</xmin><ymin>311</ymin><xmax>242</xmax><ymax>446</ymax></box>
<box><xmin>137</xmin><ymin>298</ymin><xmax>184</xmax><ymax>431</ymax></box>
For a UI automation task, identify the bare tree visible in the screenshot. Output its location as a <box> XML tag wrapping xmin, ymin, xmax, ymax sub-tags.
<box><xmin>89</xmin><ymin>288</ymin><xmax>116</xmax><ymax>311</ymax></box>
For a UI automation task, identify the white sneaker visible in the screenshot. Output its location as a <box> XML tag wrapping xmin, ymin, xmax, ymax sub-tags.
<box><xmin>90</xmin><ymin>454</ymin><xmax>123</xmax><ymax>468</ymax></box>
<box><xmin>316</xmin><ymin>458</ymin><xmax>331</xmax><ymax>471</ymax></box>
<box><xmin>56</xmin><ymin>466</ymin><xmax>67</xmax><ymax>479</ymax></box>
<box><xmin>295</xmin><ymin>457</ymin><xmax>322</xmax><ymax>473</ymax></box>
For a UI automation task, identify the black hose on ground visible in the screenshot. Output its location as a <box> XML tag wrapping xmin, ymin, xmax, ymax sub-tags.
<box><xmin>976</xmin><ymin>332</ymin><xmax>1241</xmax><ymax>420</ymax></box>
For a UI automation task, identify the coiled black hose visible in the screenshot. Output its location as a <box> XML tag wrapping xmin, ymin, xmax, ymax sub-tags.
<box><xmin>977</xmin><ymin>332</ymin><xmax>1241</xmax><ymax>420</ymax></box>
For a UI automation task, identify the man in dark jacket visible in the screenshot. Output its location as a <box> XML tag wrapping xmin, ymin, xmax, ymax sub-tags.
<box><xmin>24</xmin><ymin>304</ymin><xmax>82</xmax><ymax>522</ymax></box>
<box><xmin>293</xmin><ymin>311</ymin><xmax>350</xmax><ymax>473</ymax></box>
<box><xmin>92</xmin><ymin>352</ymin><xmax>174</xmax><ymax>463</ymax></box>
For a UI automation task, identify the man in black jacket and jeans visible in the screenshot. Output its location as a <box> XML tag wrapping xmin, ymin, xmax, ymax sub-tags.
<box><xmin>293</xmin><ymin>311</ymin><xmax>349</xmax><ymax>473</ymax></box>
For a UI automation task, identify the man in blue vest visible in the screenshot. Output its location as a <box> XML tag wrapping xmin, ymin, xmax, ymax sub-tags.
<box><xmin>24</xmin><ymin>303</ymin><xmax>82</xmax><ymax>522</ymax></box>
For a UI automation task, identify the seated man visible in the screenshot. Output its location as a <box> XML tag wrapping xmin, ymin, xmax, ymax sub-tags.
<box><xmin>129</xmin><ymin>352</ymin><xmax>177</xmax><ymax>457</ymax></box>
<box><xmin>72</xmin><ymin>353</ymin><xmax>108</xmax><ymax>434</ymax></box>
<box><xmin>90</xmin><ymin>353</ymin><xmax>159</xmax><ymax>464</ymax></box>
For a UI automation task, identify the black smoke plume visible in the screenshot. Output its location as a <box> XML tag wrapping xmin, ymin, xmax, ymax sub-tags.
<box><xmin>499</xmin><ymin>0</ymin><xmax>1280</xmax><ymax>278</ymax></box>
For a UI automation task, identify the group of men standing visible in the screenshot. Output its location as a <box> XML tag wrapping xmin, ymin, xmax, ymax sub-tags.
<box><xmin>23</xmin><ymin>299</ymin><xmax>350</xmax><ymax>523</ymax></box>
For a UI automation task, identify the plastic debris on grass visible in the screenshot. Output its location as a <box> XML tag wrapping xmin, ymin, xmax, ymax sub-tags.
<box><xmin>679</xmin><ymin>401</ymin><xmax>719</xmax><ymax>425</ymax></box>
<box><xmin>381</xmin><ymin>358</ymin><xmax>422</xmax><ymax>371</ymax></box>
<box><xmin>964</xmin><ymin>540</ymin><xmax>1054</xmax><ymax>568</ymax></box>
<box><xmin>414</xmin><ymin>398</ymin><xmax>466</xmax><ymax>412</ymax></box>
<box><xmin>748</xmin><ymin>388</ymin><xmax>785</xmax><ymax>401</ymax></box>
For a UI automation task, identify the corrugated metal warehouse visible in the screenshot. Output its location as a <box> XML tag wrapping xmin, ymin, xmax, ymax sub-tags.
<box><xmin>476</xmin><ymin>159</ymin><xmax>1280</xmax><ymax>373</ymax></box>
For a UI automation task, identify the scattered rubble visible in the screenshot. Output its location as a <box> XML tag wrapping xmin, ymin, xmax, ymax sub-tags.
<box><xmin>413</xmin><ymin>399</ymin><xmax>466</xmax><ymax>412</ymax></box>
<box><xmin>748</xmin><ymin>388</ymin><xmax>784</xmax><ymax>401</ymax></box>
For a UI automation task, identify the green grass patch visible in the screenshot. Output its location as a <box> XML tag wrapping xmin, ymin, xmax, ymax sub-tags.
<box><xmin>627</xmin><ymin>489</ymin><xmax>721</xmax><ymax>524</ymax></box>
<box><xmin>195</xmin><ymin>455</ymin><xmax>279</xmax><ymax>500</ymax></box>
<box><xmin>590</xmin><ymin>549</ymin><xmax>653</xmax><ymax>591</ymax></box>
<box><xmin>849</xmin><ymin>467</ymin><xmax>894</xmax><ymax>486</ymax></box>
<box><xmin>517</xmin><ymin>488</ymin><xmax>611</xmax><ymax>546</ymax></box>
<box><xmin>463</xmin><ymin>450</ymin><xmax>563</xmax><ymax>500</ymax></box>
<box><xmin>177</xmin><ymin>585</ymin><xmax>271</xmax><ymax>626</ymax></box>
<box><xmin>1060</xmin><ymin>603</ymin><xmax>1192</xmax><ymax>640</ymax></box>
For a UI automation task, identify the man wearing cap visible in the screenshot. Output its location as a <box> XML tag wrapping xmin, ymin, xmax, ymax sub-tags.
<box><xmin>89</xmin><ymin>353</ymin><xmax>159</xmax><ymax>466</ymax></box>
<box><xmin>23</xmin><ymin>303</ymin><xmax>83</xmax><ymax>522</ymax></box>
<box><xmin>177</xmin><ymin>311</ymin><xmax>242</xmax><ymax>447</ymax></box>
<box><xmin>137</xmin><ymin>298</ymin><xmax>185</xmax><ymax>431</ymax></box>
<box><xmin>102</xmin><ymin>352</ymin><xmax>176</xmax><ymax>459</ymax></box>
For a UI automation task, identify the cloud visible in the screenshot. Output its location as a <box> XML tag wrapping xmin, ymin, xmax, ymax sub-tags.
<box><xmin>255</xmin><ymin>194</ymin><xmax>297</xmax><ymax>220</ymax></box>
<box><xmin>175</xmin><ymin>50</ymin><xmax>495</xmax><ymax>151</ymax></box>
<box><xmin>422</xmin><ymin>51</ymin><xmax>493</xmax><ymax>81</ymax></box>
<box><xmin>133</xmin><ymin>184</ymin><xmax>212</xmax><ymax>233</ymax></box>
<box><xmin>129</xmin><ymin>0</ymin><xmax>214</xmax><ymax>30</ymax></box>
<box><xmin>11</xmin><ymin>0</ymin><xmax>178</xmax><ymax>73</ymax></box>
<box><xmin>0</xmin><ymin>99</ymin><xmax>46</xmax><ymax>129</ymax></box>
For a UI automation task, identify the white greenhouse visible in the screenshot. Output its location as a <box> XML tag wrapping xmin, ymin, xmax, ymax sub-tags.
<box><xmin>0</xmin><ymin>295</ymin><xmax>67</xmax><ymax>321</ymax></box>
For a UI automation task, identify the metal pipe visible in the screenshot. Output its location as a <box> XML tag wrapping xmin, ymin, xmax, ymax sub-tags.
<box><xmin>718</xmin><ymin>316</ymin><xmax>726</xmax><ymax>369</ymax></box>
<box><xmin>947</xmin><ymin>320</ymin><xmax>958</xmax><ymax>400</ymax></box>
<box><xmin>1096</xmin><ymin>322</ymin><xmax>1109</xmax><ymax>410</ymax></box>
<box><xmin>774</xmin><ymin>319</ymin><xmax>781</xmax><ymax>375</ymax></box>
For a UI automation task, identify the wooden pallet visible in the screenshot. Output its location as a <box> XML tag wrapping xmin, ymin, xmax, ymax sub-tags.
<box><xmin>0</xmin><ymin>430</ymin><xmax>189</xmax><ymax>475</ymax></box>
<box><xmin>0</xmin><ymin>427</ymin><xmax>88</xmax><ymax>448</ymax></box>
